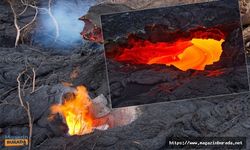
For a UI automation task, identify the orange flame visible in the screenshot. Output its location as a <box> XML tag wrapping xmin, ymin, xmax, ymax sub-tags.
<box><xmin>51</xmin><ymin>86</ymin><xmax>94</xmax><ymax>135</ymax></box>
<box><xmin>113</xmin><ymin>38</ymin><xmax>224</xmax><ymax>71</ymax></box>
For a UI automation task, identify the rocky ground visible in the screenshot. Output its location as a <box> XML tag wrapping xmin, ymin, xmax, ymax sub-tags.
<box><xmin>35</xmin><ymin>93</ymin><xmax>250</xmax><ymax>150</ymax></box>
<box><xmin>0</xmin><ymin>0</ymin><xmax>250</xmax><ymax>150</ymax></box>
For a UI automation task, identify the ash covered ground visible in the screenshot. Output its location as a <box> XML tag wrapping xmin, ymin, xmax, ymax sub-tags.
<box><xmin>0</xmin><ymin>0</ymin><xmax>250</xmax><ymax>150</ymax></box>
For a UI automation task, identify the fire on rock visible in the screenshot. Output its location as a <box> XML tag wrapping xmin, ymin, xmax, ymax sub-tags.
<box><xmin>50</xmin><ymin>86</ymin><xmax>110</xmax><ymax>136</ymax></box>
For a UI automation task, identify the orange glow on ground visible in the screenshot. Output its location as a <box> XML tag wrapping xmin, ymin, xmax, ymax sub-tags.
<box><xmin>113</xmin><ymin>38</ymin><xmax>224</xmax><ymax>71</ymax></box>
<box><xmin>51</xmin><ymin>86</ymin><xmax>94</xmax><ymax>135</ymax></box>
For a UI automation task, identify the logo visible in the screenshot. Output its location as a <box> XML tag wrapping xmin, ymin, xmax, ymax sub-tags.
<box><xmin>1</xmin><ymin>135</ymin><xmax>29</xmax><ymax>147</ymax></box>
<box><xmin>4</xmin><ymin>139</ymin><xmax>28</xmax><ymax>147</ymax></box>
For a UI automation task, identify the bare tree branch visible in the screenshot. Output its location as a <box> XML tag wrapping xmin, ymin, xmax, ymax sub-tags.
<box><xmin>19</xmin><ymin>0</ymin><xmax>28</xmax><ymax>16</ymax></box>
<box><xmin>48</xmin><ymin>0</ymin><xmax>59</xmax><ymax>41</ymax></box>
<box><xmin>20</xmin><ymin>6</ymin><xmax>38</xmax><ymax>31</ymax></box>
<box><xmin>17</xmin><ymin>70</ymin><xmax>26</xmax><ymax>106</ymax></box>
<box><xmin>21</xmin><ymin>0</ymin><xmax>60</xmax><ymax>41</ymax></box>
<box><xmin>22</xmin><ymin>74</ymin><xmax>31</xmax><ymax>95</ymax></box>
<box><xmin>8</xmin><ymin>0</ymin><xmax>60</xmax><ymax>47</ymax></box>
<box><xmin>16</xmin><ymin>69</ymin><xmax>34</xmax><ymax>150</ymax></box>
<box><xmin>25</xmin><ymin>101</ymin><xmax>33</xmax><ymax>150</ymax></box>
<box><xmin>32</xmin><ymin>67</ymin><xmax>36</xmax><ymax>93</ymax></box>
<box><xmin>7</xmin><ymin>0</ymin><xmax>20</xmax><ymax>47</ymax></box>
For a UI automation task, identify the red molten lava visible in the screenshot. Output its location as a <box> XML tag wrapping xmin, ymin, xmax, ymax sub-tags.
<box><xmin>79</xmin><ymin>17</ymin><xmax>103</xmax><ymax>43</ymax></box>
<box><xmin>107</xmin><ymin>28</ymin><xmax>225</xmax><ymax>71</ymax></box>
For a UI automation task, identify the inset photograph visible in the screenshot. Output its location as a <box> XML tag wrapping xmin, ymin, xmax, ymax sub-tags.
<box><xmin>101</xmin><ymin>0</ymin><xmax>249</xmax><ymax>108</ymax></box>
